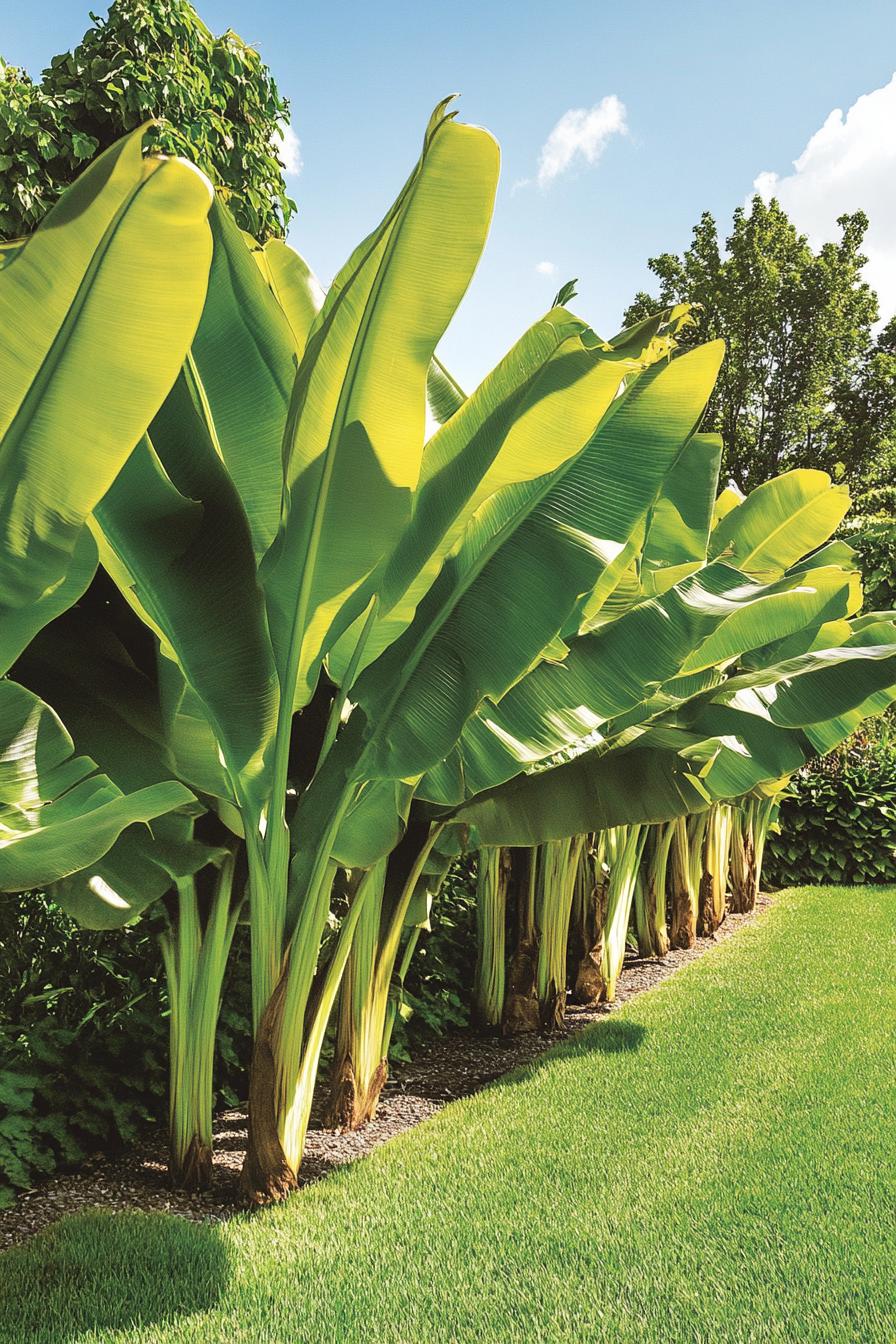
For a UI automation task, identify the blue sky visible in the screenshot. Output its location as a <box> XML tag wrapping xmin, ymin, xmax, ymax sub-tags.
<box><xmin>7</xmin><ymin>1</ymin><xmax>896</xmax><ymax>387</ymax></box>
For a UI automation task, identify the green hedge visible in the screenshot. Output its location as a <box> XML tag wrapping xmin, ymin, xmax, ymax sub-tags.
<box><xmin>764</xmin><ymin>719</ymin><xmax>896</xmax><ymax>888</ymax></box>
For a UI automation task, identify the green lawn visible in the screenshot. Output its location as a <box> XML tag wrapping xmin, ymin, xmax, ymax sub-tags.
<box><xmin>1</xmin><ymin>884</ymin><xmax>894</xmax><ymax>1344</ymax></box>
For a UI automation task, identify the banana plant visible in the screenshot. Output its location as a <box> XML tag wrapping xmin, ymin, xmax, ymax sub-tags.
<box><xmin>325</xmin><ymin>825</ymin><xmax>450</xmax><ymax>1129</ymax></box>
<box><xmin>13</xmin><ymin>600</ymin><xmax>237</xmax><ymax>1187</ymax></box>
<box><xmin>729</xmin><ymin>789</ymin><xmax>780</xmax><ymax>913</ymax></box>
<box><xmin>0</xmin><ymin>126</ymin><xmax>214</xmax><ymax>897</ymax></box>
<box><xmin>570</xmin><ymin>834</ymin><xmax>609</xmax><ymax>1004</ymax></box>
<box><xmin>635</xmin><ymin>822</ymin><xmax>675</xmax><ymax>957</ymax></box>
<box><xmin>238</xmin><ymin>297</ymin><xmax>715</xmax><ymax>1186</ymax></box>
<box><xmin>278</xmin><ymin>321</ymin><xmax>723</xmax><ymax>1134</ymax></box>
<box><xmin>47</xmin><ymin>102</ymin><xmax>694</xmax><ymax>1200</ymax></box>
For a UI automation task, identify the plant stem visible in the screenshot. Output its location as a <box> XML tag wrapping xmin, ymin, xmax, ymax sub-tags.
<box><xmin>160</xmin><ymin>853</ymin><xmax>239</xmax><ymax>1190</ymax></box>
<box><xmin>473</xmin><ymin>847</ymin><xmax>509</xmax><ymax>1029</ymax></box>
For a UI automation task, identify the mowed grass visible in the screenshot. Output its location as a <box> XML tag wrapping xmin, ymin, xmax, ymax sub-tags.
<box><xmin>1</xmin><ymin>885</ymin><xmax>894</xmax><ymax>1344</ymax></box>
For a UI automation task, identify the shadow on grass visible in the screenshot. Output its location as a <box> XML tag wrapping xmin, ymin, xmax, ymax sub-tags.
<box><xmin>487</xmin><ymin>1017</ymin><xmax>648</xmax><ymax>1096</ymax></box>
<box><xmin>577</xmin><ymin>1018</ymin><xmax>646</xmax><ymax>1054</ymax></box>
<box><xmin>0</xmin><ymin>1209</ymin><xmax>228</xmax><ymax>1342</ymax></box>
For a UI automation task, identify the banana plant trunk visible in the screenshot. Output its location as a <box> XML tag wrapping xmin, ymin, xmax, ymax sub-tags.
<box><xmin>729</xmin><ymin>796</ymin><xmax>776</xmax><ymax>913</ymax></box>
<box><xmin>241</xmin><ymin>854</ymin><xmax>365</xmax><ymax>1204</ymax></box>
<box><xmin>325</xmin><ymin>860</ymin><xmax>389</xmax><ymax>1130</ymax></box>
<box><xmin>502</xmin><ymin>847</ymin><xmax>541</xmax><ymax>1035</ymax></box>
<box><xmin>535</xmin><ymin>836</ymin><xmax>584</xmax><ymax>1031</ymax></box>
<box><xmin>159</xmin><ymin>854</ymin><xmax>240</xmax><ymax>1191</ymax></box>
<box><xmin>600</xmin><ymin>825</ymin><xmax>648</xmax><ymax>1002</ymax></box>
<box><xmin>473</xmin><ymin>847</ymin><xmax>510</xmax><ymax>1030</ymax></box>
<box><xmin>572</xmin><ymin>834</ymin><xmax>609</xmax><ymax>1003</ymax></box>
<box><xmin>326</xmin><ymin>828</ymin><xmax>444</xmax><ymax>1130</ymax></box>
<box><xmin>635</xmin><ymin>822</ymin><xmax>673</xmax><ymax>958</ymax></box>
<box><xmin>698</xmin><ymin>804</ymin><xmax>733</xmax><ymax>935</ymax></box>
<box><xmin>668</xmin><ymin>816</ymin><xmax>698</xmax><ymax>948</ymax></box>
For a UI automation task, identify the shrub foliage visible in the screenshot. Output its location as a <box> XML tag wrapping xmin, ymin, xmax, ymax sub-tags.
<box><xmin>764</xmin><ymin>721</ymin><xmax>896</xmax><ymax>888</ymax></box>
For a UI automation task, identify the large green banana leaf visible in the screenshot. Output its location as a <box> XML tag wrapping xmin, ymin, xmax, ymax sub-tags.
<box><xmin>417</xmin><ymin>560</ymin><xmax>856</xmax><ymax>805</ymax></box>
<box><xmin>426</xmin><ymin>356</ymin><xmax>467</xmax><ymax>425</ymax></box>
<box><xmin>351</xmin><ymin>340</ymin><xmax>725</xmax><ymax>783</ymax></box>
<box><xmin>0</xmin><ymin>679</ymin><xmax>193</xmax><ymax>891</ymax></box>
<box><xmin>90</xmin><ymin>199</ymin><xmax>307</xmax><ymax>815</ymax></box>
<box><xmin>92</xmin><ymin>363</ymin><xmax>279</xmax><ymax>808</ymax></box>
<box><xmin>737</xmin><ymin>542</ymin><xmax>862</xmax><ymax>669</ymax></box>
<box><xmin>452</xmin><ymin>741</ymin><xmax>711</xmax><ymax>844</ymax></box>
<box><xmin>708</xmin><ymin>469</ymin><xmax>850</xmax><ymax>576</ymax></box>
<box><xmin>260</xmin><ymin>99</ymin><xmax>501</xmax><ymax>712</ymax></box>
<box><xmin>453</xmin><ymin>631</ymin><xmax>896</xmax><ymax>845</ymax></box>
<box><xmin>51</xmin><ymin>813</ymin><xmax>224</xmax><ymax>931</ymax></box>
<box><xmin>187</xmin><ymin>201</ymin><xmax>298</xmax><ymax>559</ymax></box>
<box><xmin>639</xmin><ymin>432</ymin><xmax>723</xmax><ymax>596</ymax></box>
<box><xmin>0</xmin><ymin>125</ymin><xmax>213</xmax><ymax>673</ymax></box>
<box><xmin>248</xmin><ymin>235</ymin><xmax>325</xmax><ymax>362</ymax></box>
<box><xmin>803</xmin><ymin>619</ymin><xmax>896</xmax><ymax>753</ymax></box>
<box><xmin>13</xmin><ymin>608</ymin><xmax>223</xmax><ymax>926</ymax></box>
<box><xmin>325</xmin><ymin>307</ymin><xmax>686</xmax><ymax>685</ymax></box>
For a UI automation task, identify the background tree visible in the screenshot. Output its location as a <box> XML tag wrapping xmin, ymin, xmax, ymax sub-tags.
<box><xmin>0</xmin><ymin>0</ymin><xmax>295</xmax><ymax>241</ymax></box>
<box><xmin>623</xmin><ymin>198</ymin><xmax>881</xmax><ymax>490</ymax></box>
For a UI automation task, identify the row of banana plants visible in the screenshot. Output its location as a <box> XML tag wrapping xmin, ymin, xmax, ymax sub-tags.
<box><xmin>1</xmin><ymin>103</ymin><xmax>894</xmax><ymax>1205</ymax></box>
<box><xmin>467</xmin><ymin>790</ymin><xmax>779</xmax><ymax>1043</ymax></box>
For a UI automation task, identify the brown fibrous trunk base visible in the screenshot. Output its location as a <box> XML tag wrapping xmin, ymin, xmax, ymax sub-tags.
<box><xmin>325</xmin><ymin>1056</ymin><xmax>388</xmax><ymax>1131</ymax></box>
<box><xmin>573</xmin><ymin>950</ymin><xmax>607</xmax><ymax>1005</ymax></box>
<box><xmin>538</xmin><ymin>984</ymin><xmax>566</xmax><ymax>1034</ymax></box>
<box><xmin>501</xmin><ymin>940</ymin><xmax>540</xmax><ymax>1035</ymax></box>
<box><xmin>240</xmin><ymin>978</ymin><xmax>299</xmax><ymax>1205</ymax></box>
<box><xmin>698</xmin><ymin>872</ymin><xmax>724</xmax><ymax>936</ymax></box>
<box><xmin>169</xmin><ymin>1136</ymin><xmax>213</xmax><ymax>1193</ymax></box>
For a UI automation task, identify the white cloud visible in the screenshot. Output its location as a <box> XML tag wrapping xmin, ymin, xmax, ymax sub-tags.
<box><xmin>276</xmin><ymin>119</ymin><xmax>303</xmax><ymax>177</ymax></box>
<box><xmin>752</xmin><ymin>74</ymin><xmax>896</xmax><ymax>318</ymax></box>
<box><xmin>535</xmin><ymin>260</ymin><xmax>558</xmax><ymax>276</ymax></box>
<box><xmin>534</xmin><ymin>95</ymin><xmax>627</xmax><ymax>189</ymax></box>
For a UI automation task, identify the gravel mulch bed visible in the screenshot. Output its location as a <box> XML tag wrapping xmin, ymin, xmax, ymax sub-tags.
<box><xmin>0</xmin><ymin>896</ymin><xmax>772</xmax><ymax>1250</ymax></box>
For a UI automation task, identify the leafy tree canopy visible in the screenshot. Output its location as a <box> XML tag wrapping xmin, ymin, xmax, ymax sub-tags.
<box><xmin>0</xmin><ymin>0</ymin><xmax>295</xmax><ymax>241</ymax></box>
<box><xmin>623</xmin><ymin>197</ymin><xmax>889</xmax><ymax>492</ymax></box>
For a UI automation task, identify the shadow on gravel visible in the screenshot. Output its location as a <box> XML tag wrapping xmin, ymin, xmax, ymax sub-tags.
<box><xmin>0</xmin><ymin>1209</ymin><xmax>228</xmax><ymax>1342</ymax></box>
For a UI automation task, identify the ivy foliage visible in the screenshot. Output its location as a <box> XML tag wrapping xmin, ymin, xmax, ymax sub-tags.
<box><xmin>0</xmin><ymin>0</ymin><xmax>295</xmax><ymax>241</ymax></box>
<box><xmin>764</xmin><ymin>719</ymin><xmax>896</xmax><ymax>889</ymax></box>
